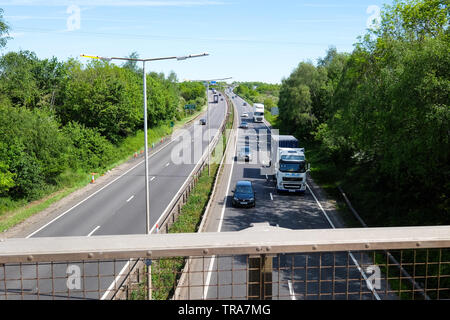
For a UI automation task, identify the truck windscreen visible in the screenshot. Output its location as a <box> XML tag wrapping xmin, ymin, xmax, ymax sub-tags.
<box><xmin>279</xmin><ymin>160</ymin><xmax>306</xmax><ymax>173</ymax></box>
<box><xmin>281</xmin><ymin>155</ymin><xmax>305</xmax><ymax>161</ymax></box>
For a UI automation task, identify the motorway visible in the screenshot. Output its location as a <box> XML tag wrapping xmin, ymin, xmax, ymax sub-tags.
<box><xmin>199</xmin><ymin>90</ymin><xmax>393</xmax><ymax>300</ymax></box>
<box><xmin>0</xmin><ymin>91</ymin><xmax>228</xmax><ymax>300</ymax></box>
<box><xmin>1</xmin><ymin>89</ymin><xmax>395</xmax><ymax>300</ymax></box>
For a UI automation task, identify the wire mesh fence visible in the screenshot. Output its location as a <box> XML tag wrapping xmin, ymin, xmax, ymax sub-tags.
<box><xmin>1</xmin><ymin>248</ymin><xmax>449</xmax><ymax>300</ymax></box>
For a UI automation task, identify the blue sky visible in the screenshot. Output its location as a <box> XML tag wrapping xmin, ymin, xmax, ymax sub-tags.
<box><xmin>1</xmin><ymin>0</ymin><xmax>393</xmax><ymax>83</ymax></box>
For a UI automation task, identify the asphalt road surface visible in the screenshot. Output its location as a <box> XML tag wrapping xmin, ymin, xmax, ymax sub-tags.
<box><xmin>0</xmin><ymin>91</ymin><xmax>228</xmax><ymax>300</ymax></box>
<box><xmin>200</xmin><ymin>90</ymin><xmax>393</xmax><ymax>300</ymax></box>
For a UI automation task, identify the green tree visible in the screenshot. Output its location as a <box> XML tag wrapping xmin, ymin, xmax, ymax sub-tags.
<box><xmin>58</xmin><ymin>60</ymin><xmax>143</xmax><ymax>143</ymax></box>
<box><xmin>122</xmin><ymin>51</ymin><xmax>141</xmax><ymax>73</ymax></box>
<box><xmin>0</xmin><ymin>160</ymin><xmax>14</xmax><ymax>195</ymax></box>
<box><xmin>278</xmin><ymin>0</ymin><xmax>449</xmax><ymax>224</ymax></box>
<box><xmin>378</xmin><ymin>0</ymin><xmax>449</xmax><ymax>40</ymax></box>
<box><xmin>179</xmin><ymin>81</ymin><xmax>205</xmax><ymax>104</ymax></box>
<box><xmin>0</xmin><ymin>51</ymin><xmax>40</xmax><ymax>108</ymax></box>
<box><xmin>0</xmin><ymin>8</ymin><xmax>9</xmax><ymax>49</ymax></box>
<box><xmin>63</xmin><ymin>121</ymin><xmax>114</xmax><ymax>171</ymax></box>
<box><xmin>278</xmin><ymin>62</ymin><xmax>327</xmax><ymax>138</ymax></box>
<box><xmin>0</xmin><ymin>51</ymin><xmax>67</xmax><ymax>109</ymax></box>
<box><xmin>0</xmin><ymin>105</ymin><xmax>70</xmax><ymax>199</ymax></box>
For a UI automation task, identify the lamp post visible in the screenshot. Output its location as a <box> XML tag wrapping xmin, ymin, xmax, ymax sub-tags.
<box><xmin>186</xmin><ymin>77</ymin><xmax>232</xmax><ymax>176</ymax></box>
<box><xmin>81</xmin><ymin>52</ymin><xmax>208</xmax><ymax>235</ymax></box>
<box><xmin>82</xmin><ymin>53</ymin><xmax>208</xmax><ymax>300</ymax></box>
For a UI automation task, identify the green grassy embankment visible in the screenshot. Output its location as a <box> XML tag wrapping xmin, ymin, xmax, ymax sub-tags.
<box><xmin>131</xmin><ymin>96</ymin><xmax>234</xmax><ymax>300</ymax></box>
<box><xmin>0</xmin><ymin>105</ymin><xmax>207</xmax><ymax>233</ymax></box>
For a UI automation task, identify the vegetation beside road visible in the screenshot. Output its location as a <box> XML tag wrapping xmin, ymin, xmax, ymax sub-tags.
<box><xmin>149</xmin><ymin>162</ymin><xmax>220</xmax><ymax>300</ymax></box>
<box><xmin>131</xmin><ymin>95</ymin><xmax>234</xmax><ymax>300</ymax></box>
<box><xmin>256</xmin><ymin>0</ymin><xmax>449</xmax><ymax>227</ymax></box>
<box><xmin>234</xmin><ymin>82</ymin><xmax>280</xmax><ymax>111</ymax></box>
<box><xmin>0</xmin><ymin>22</ymin><xmax>209</xmax><ymax>231</ymax></box>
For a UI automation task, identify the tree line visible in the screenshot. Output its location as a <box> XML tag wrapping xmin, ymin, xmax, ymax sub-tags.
<box><xmin>277</xmin><ymin>0</ymin><xmax>449</xmax><ymax>225</ymax></box>
<box><xmin>0</xmin><ymin>18</ymin><xmax>206</xmax><ymax>208</ymax></box>
<box><xmin>234</xmin><ymin>82</ymin><xmax>281</xmax><ymax>110</ymax></box>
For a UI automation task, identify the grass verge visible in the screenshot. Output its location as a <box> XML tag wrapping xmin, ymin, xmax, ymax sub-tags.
<box><xmin>0</xmin><ymin>105</ymin><xmax>207</xmax><ymax>234</ymax></box>
<box><xmin>131</xmin><ymin>95</ymin><xmax>234</xmax><ymax>300</ymax></box>
<box><xmin>264</xmin><ymin>103</ymin><xmax>450</xmax><ymax>300</ymax></box>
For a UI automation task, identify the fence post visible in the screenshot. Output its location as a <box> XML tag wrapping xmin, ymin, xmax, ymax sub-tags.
<box><xmin>248</xmin><ymin>254</ymin><xmax>272</xmax><ymax>300</ymax></box>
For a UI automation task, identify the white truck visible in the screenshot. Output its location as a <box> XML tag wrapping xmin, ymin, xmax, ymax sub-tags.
<box><xmin>253</xmin><ymin>103</ymin><xmax>265</xmax><ymax>123</ymax></box>
<box><xmin>270</xmin><ymin>135</ymin><xmax>309</xmax><ymax>193</ymax></box>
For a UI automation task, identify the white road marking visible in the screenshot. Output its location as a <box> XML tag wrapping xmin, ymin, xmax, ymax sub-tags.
<box><xmin>165</xmin><ymin>162</ymin><xmax>170</xmax><ymax>167</ymax></box>
<box><xmin>204</xmin><ymin>94</ymin><xmax>239</xmax><ymax>300</ymax></box>
<box><xmin>270</xmin><ymin>193</ymin><xmax>273</xmax><ymax>201</ymax></box>
<box><xmin>150</xmin><ymin>176</ymin><xmax>156</xmax><ymax>181</ymax></box>
<box><xmin>26</xmin><ymin>103</ymin><xmax>218</xmax><ymax>240</ymax></box>
<box><xmin>306</xmin><ymin>183</ymin><xmax>381</xmax><ymax>300</ymax></box>
<box><xmin>25</xmin><ymin>131</ymin><xmax>178</xmax><ymax>239</ymax></box>
<box><xmin>149</xmin><ymin>102</ymin><xmax>227</xmax><ymax>235</ymax></box>
<box><xmin>288</xmin><ymin>280</ymin><xmax>297</xmax><ymax>300</ymax></box>
<box><xmin>101</xmin><ymin>261</ymin><xmax>130</xmax><ymax>300</ymax></box>
<box><xmin>59</xmin><ymin>102</ymin><xmax>223</xmax><ymax>301</ymax></box>
<box><xmin>86</xmin><ymin>226</ymin><xmax>100</xmax><ymax>237</ymax></box>
<box><xmin>206</xmin><ymin>98</ymin><xmax>380</xmax><ymax>301</ymax></box>
<box><xmin>126</xmin><ymin>195</ymin><xmax>134</xmax><ymax>203</ymax></box>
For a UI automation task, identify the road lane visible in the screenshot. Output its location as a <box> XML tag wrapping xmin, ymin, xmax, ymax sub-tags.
<box><xmin>201</xmin><ymin>90</ymin><xmax>385</xmax><ymax>300</ymax></box>
<box><xmin>31</xmin><ymin>91</ymin><xmax>226</xmax><ymax>238</ymax></box>
<box><xmin>0</xmin><ymin>91</ymin><xmax>228</xmax><ymax>300</ymax></box>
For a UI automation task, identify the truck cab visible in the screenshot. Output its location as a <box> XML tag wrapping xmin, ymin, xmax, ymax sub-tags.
<box><xmin>270</xmin><ymin>135</ymin><xmax>310</xmax><ymax>194</ymax></box>
<box><xmin>253</xmin><ymin>103</ymin><xmax>264</xmax><ymax>123</ymax></box>
<box><xmin>276</xmin><ymin>148</ymin><xmax>308</xmax><ymax>193</ymax></box>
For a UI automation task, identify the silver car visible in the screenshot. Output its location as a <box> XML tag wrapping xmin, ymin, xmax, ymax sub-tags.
<box><xmin>237</xmin><ymin>146</ymin><xmax>252</xmax><ymax>162</ymax></box>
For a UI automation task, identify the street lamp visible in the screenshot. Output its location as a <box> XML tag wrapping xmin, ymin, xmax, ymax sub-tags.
<box><xmin>81</xmin><ymin>52</ymin><xmax>209</xmax><ymax>234</ymax></box>
<box><xmin>186</xmin><ymin>77</ymin><xmax>232</xmax><ymax>176</ymax></box>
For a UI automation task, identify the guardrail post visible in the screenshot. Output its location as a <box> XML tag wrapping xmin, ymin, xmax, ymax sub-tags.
<box><xmin>248</xmin><ymin>254</ymin><xmax>273</xmax><ymax>300</ymax></box>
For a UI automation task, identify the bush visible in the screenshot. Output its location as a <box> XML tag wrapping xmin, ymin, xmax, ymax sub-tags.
<box><xmin>0</xmin><ymin>105</ymin><xmax>69</xmax><ymax>199</ymax></box>
<box><xmin>63</xmin><ymin>121</ymin><xmax>115</xmax><ymax>171</ymax></box>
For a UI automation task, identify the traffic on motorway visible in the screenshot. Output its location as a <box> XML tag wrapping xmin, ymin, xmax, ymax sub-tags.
<box><xmin>198</xmin><ymin>88</ymin><xmax>384</xmax><ymax>300</ymax></box>
<box><xmin>0</xmin><ymin>91</ymin><xmax>229</xmax><ymax>300</ymax></box>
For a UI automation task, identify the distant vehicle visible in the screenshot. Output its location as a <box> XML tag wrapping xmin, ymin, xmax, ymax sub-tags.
<box><xmin>270</xmin><ymin>135</ymin><xmax>310</xmax><ymax>194</ymax></box>
<box><xmin>231</xmin><ymin>180</ymin><xmax>256</xmax><ymax>208</ymax></box>
<box><xmin>199</xmin><ymin>119</ymin><xmax>206</xmax><ymax>125</ymax></box>
<box><xmin>240</xmin><ymin>121</ymin><xmax>249</xmax><ymax>129</ymax></box>
<box><xmin>242</xmin><ymin>112</ymin><xmax>249</xmax><ymax>118</ymax></box>
<box><xmin>253</xmin><ymin>103</ymin><xmax>264</xmax><ymax>123</ymax></box>
<box><xmin>243</xmin><ymin>102</ymin><xmax>247</xmax><ymax>106</ymax></box>
<box><xmin>221</xmin><ymin>98</ymin><xmax>224</xmax><ymax>101</ymax></box>
<box><xmin>237</xmin><ymin>146</ymin><xmax>252</xmax><ymax>162</ymax></box>
<box><xmin>213</xmin><ymin>95</ymin><xmax>219</xmax><ymax>103</ymax></box>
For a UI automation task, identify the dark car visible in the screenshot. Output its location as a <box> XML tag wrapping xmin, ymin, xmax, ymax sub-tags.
<box><xmin>231</xmin><ymin>181</ymin><xmax>256</xmax><ymax>208</ymax></box>
<box><xmin>199</xmin><ymin>118</ymin><xmax>206</xmax><ymax>125</ymax></box>
<box><xmin>243</xmin><ymin>102</ymin><xmax>247</xmax><ymax>106</ymax></box>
